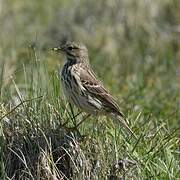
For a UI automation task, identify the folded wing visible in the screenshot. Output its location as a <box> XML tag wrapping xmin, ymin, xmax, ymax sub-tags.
<box><xmin>79</xmin><ymin>66</ymin><xmax>124</xmax><ymax>118</ymax></box>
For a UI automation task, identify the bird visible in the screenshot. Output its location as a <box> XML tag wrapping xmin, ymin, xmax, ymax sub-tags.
<box><xmin>53</xmin><ymin>41</ymin><xmax>137</xmax><ymax>138</ymax></box>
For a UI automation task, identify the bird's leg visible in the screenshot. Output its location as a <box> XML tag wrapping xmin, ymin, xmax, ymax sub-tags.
<box><xmin>67</xmin><ymin>103</ymin><xmax>89</xmax><ymax>132</ymax></box>
<box><xmin>74</xmin><ymin>111</ymin><xmax>83</xmax><ymax>118</ymax></box>
<box><xmin>66</xmin><ymin>114</ymin><xmax>90</xmax><ymax>140</ymax></box>
<box><xmin>72</xmin><ymin>114</ymin><xmax>91</xmax><ymax>129</ymax></box>
<box><xmin>68</xmin><ymin>103</ymin><xmax>83</xmax><ymax>124</ymax></box>
<box><xmin>69</xmin><ymin>103</ymin><xmax>78</xmax><ymax>127</ymax></box>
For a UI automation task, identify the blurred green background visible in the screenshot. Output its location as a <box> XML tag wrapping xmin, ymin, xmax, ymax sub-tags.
<box><xmin>0</xmin><ymin>0</ymin><xmax>179</xmax><ymax>179</ymax></box>
<box><xmin>0</xmin><ymin>0</ymin><xmax>179</xmax><ymax>125</ymax></box>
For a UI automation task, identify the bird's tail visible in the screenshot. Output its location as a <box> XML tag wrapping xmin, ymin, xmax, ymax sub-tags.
<box><xmin>110</xmin><ymin>113</ymin><xmax>137</xmax><ymax>139</ymax></box>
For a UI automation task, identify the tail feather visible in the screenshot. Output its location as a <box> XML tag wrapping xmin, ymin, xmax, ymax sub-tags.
<box><xmin>110</xmin><ymin>113</ymin><xmax>137</xmax><ymax>139</ymax></box>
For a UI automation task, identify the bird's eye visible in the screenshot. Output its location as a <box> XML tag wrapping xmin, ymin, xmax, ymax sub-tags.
<box><xmin>67</xmin><ymin>46</ymin><xmax>73</xmax><ymax>51</ymax></box>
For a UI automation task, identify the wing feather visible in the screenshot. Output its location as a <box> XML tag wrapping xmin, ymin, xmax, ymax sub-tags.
<box><xmin>79</xmin><ymin>66</ymin><xmax>124</xmax><ymax>117</ymax></box>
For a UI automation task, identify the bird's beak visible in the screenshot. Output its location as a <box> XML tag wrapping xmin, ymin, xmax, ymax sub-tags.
<box><xmin>52</xmin><ymin>46</ymin><xmax>62</xmax><ymax>51</ymax></box>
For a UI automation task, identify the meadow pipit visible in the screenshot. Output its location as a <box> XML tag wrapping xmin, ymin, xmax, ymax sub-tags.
<box><xmin>53</xmin><ymin>42</ymin><xmax>136</xmax><ymax>138</ymax></box>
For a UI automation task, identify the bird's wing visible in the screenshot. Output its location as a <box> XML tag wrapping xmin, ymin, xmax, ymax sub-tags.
<box><xmin>79</xmin><ymin>66</ymin><xmax>124</xmax><ymax>117</ymax></box>
<box><xmin>79</xmin><ymin>65</ymin><xmax>137</xmax><ymax>139</ymax></box>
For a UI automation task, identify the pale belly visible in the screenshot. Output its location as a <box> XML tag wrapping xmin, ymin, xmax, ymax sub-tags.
<box><xmin>61</xmin><ymin>76</ymin><xmax>102</xmax><ymax>115</ymax></box>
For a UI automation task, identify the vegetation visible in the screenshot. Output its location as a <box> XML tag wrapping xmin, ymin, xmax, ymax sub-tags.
<box><xmin>0</xmin><ymin>0</ymin><xmax>179</xmax><ymax>179</ymax></box>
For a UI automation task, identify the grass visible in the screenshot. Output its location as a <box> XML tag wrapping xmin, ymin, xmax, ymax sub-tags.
<box><xmin>0</xmin><ymin>0</ymin><xmax>180</xmax><ymax>179</ymax></box>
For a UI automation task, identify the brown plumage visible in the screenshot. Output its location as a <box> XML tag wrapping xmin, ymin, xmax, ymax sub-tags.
<box><xmin>53</xmin><ymin>42</ymin><xmax>136</xmax><ymax>138</ymax></box>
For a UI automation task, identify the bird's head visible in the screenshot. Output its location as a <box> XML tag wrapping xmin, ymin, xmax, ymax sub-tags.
<box><xmin>53</xmin><ymin>42</ymin><xmax>89</xmax><ymax>64</ymax></box>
